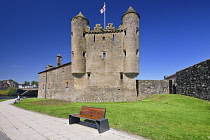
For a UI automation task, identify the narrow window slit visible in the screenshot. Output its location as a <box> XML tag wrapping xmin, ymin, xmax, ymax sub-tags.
<box><xmin>112</xmin><ymin>34</ymin><xmax>115</xmax><ymax>41</ymax></box>
<box><xmin>120</xmin><ymin>73</ymin><xmax>123</xmax><ymax>79</ymax></box>
<box><xmin>123</xmin><ymin>50</ymin><xmax>126</xmax><ymax>56</ymax></box>
<box><xmin>66</xmin><ymin>82</ymin><xmax>69</xmax><ymax>88</ymax></box>
<box><xmin>124</xmin><ymin>29</ymin><xmax>127</xmax><ymax>35</ymax></box>
<box><xmin>83</xmin><ymin>51</ymin><xmax>86</xmax><ymax>57</ymax></box>
<box><xmin>136</xmin><ymin>49</ymin><xmax>139</xmax><ymax>56</ymax></box>
<box><xmin>136</xmin><ymin>27</ymin><xmax>139</xmax><ymax>34</ymax></box>
<box><xmin>87</xmin><ymin>73</ymin><xmax>91</xmax><ymax>79</ymax></box>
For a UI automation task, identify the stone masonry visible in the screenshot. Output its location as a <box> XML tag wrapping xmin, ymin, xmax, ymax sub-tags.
<box><xmin>137</xmin><ymin>80</ymin><xmax>169</xmax><ymax>100</ymax></box>
<box><xmin>176</xmin><ymin>59</ymin><xmax>210</xmax><ymax>101</ymax></box>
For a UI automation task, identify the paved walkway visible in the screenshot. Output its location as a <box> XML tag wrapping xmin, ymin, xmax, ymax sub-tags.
<box><xmin>0</xmin><ymin>100</ymin><xmax>146</xmax><ymax>140</ymax></box>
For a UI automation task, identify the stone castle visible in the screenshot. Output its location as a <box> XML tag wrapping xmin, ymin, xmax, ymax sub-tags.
<box><xmin>38</xmin><ymin>7</ymin><xmax>170</xmax><ymax>102</ymax></box>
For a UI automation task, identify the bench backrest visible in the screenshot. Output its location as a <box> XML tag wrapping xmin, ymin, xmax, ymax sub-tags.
<box><xmin>80</xmin><ymin>106</ymin><xmax>106</xmax><ymax>119</ymax></box>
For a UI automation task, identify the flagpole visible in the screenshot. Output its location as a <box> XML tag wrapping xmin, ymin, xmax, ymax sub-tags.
<box><xmin>100</xmin><ymin>2</ymin><xmax>106</xmax><ymax>29</ymax></box>
<box><xmin>104</xmin><ymin>2</ymin><xmax>106</xmax><ymax>29</ymax></box>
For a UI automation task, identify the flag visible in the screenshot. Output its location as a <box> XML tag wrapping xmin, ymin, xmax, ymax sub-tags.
<box><xmin>100</xmin><ymin>2</ymin><xmax>106</xmax><ymax>14</ymax></box>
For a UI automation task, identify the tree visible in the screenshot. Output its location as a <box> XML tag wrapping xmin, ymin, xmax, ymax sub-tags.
<box><xmin>24</xmin><ymin>81</ymin><xmax>30</xmax><ymax>85</ymax></box>
<box><xmin>31</xmin><ymin>81</ymin><xmax>35</xmax><ymax>85</ymax></box>
<box><xmin>8</xmin><ymin>79</ymin><xmax>18</xmax><ymax>84</ymax></box>
<box><xmin>31</xmin><ymin>81</ymin><xmax>38</xmax><ymax>87</ymax></box>
<box><xmin>7</xmin><ymin>87</ymin><xmax>17</xmax><ymax>96</ymax></box>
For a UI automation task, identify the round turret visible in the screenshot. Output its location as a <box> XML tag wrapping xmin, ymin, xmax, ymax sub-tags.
<box><xmin>71</xmin><ymin>12</ymin><xmax>89</xmax><ymax>77</ymax></box>
<box><xmin>122</xmin><ymin>7</ymin><xmax>140</xmax><ymax>78</ymax></box>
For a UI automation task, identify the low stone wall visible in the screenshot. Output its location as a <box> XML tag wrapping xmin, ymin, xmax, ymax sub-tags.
<box><xmin>176</xmin><ymin>59</ymin><xmax>210</xmax><ymax>101</ymax></box>
<box><xmin>137</xmin><ymin>80</ymin><xmax>170</xmax><ymax>100</ymax></box>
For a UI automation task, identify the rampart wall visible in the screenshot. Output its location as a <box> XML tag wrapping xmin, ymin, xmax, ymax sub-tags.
<box><xmin>176</xmin><ymin>59</ymin><xmax>210</xmax><ymax>101</ymax></box>
<box><xmin>137</xmin><ymin>80</ymin><xmax>170</xmax><ymax>100</ymax></box>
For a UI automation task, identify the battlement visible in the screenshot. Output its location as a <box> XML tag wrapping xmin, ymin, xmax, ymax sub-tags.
<box><xmin>85</xmin><ymin>23</ymin><xmax>124</xmax><ymax>34</ymax></box>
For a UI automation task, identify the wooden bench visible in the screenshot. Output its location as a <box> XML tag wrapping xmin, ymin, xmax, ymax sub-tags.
<box><xmin>13</xmin><ymin>99</ymin><xmax>19</xmax><ymax>104</ymax></box>
<box><xmin>69</xmin><ymin>106</ymin><xmax>110</xmax><ymax>133</ymax></box>
<box><xmin>13</xmin><ymin>98</ymin><xmax>20</xmax><ymax>104</ymax></box>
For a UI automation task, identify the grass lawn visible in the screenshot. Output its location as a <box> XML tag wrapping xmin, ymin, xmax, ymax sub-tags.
<box><xmin>0</xmin><ymin>90</ymin><xmax>7</xmax><ymax>94</ymax></box>
<box><xmin>14</xmin><ymin>94</ymin><xmax>210</xmax><ymax>140</ymax></box>
<box><xmin>0</xmin><ymin>99</ymin><xmax>8</xmax><ymax>102</ymax></box>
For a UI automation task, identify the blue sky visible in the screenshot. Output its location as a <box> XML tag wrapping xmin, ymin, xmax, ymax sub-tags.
<box><xmin>0</xmin><ymin>0</ymin><xmax>210</xmax><ymax>84</ymax></box>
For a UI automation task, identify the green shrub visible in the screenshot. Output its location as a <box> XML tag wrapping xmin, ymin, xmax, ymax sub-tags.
<box><xmin>7</xmin><ymin>87</ymin><xmax>17</xmax><ymax>96</ymax></box>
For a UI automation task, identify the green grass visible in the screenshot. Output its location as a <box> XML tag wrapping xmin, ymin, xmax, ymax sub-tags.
<box><xmin>0</xmin><ymin>99</ymin><xmax>8</xmax><ymax>102</ymax></box>
<box><xmin>0</xmin><ymin>90</ymin><xmax>7</xmax><ymax>94</ymax></box>
<box><xmin>14</xmin><ymin>94</ymin><xmax>210</xmax><ymax>140</ymax></box>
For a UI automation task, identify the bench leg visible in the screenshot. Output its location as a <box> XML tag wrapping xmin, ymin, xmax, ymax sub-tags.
<box><xmin>69</xmin><ymin>115</ymin><xmax>80</xmax><ymax>124</ymax></box>
<box><xmin>96</xmin><ymin>118</ymin><xmax>110</xmax><ymax>134</ymax></box>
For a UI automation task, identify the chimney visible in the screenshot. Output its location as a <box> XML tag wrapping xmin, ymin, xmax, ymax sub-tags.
<box><xmin>46</xmin><ymin>64</ymin><xmax>53</xmax><ymax>70</ymax></box>
<box><xmin>56</xmin><ymin>54</ymin><xmax>62</xmax><ymax>67</ymax></box>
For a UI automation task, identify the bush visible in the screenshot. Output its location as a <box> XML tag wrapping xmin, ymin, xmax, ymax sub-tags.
<box><xmin>7</xmin><ymin>87</ymin><xmax>17</xmax><ymax>96</ymax></box>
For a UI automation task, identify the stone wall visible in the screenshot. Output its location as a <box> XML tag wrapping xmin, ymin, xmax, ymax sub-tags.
<box><xmin>137</xmin><ymin>80</ymin><xmax>170</xmax><ymax>100</ymax></box>
<box><xmin>38</xmin><ymin>62</ymin><xmax>75</xmax><ymax>100</ymax></box>
<box><xmin>38</xmin><ymin>61</ymin><xmax>138</xmax><ymax>102</ymax></box>
<box><xmin>176</xmin><ymin>59</ymin><xmax>210</xmax><ymax>101</ymax></box>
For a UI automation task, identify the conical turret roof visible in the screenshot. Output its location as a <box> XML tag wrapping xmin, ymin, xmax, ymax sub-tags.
<box><xmin>76</xmin><ymin>12</ymin><xmax>85</xmax><ymax>18</ymax></box>
<box><xmin>72</xmin><ymin>12</ymin><xmax>89</xmax><ymax>25</ymax></box>
<box><xmin>122</xmin><ymin>6</ymin><xmax>140</xmax><ymax>19</ymax></box>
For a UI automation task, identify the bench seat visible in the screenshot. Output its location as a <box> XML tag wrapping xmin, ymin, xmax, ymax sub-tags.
<box><xmin>69</xmin><ymin>106</ymin><xmax>110</xmax><ymax>133</ymax></box>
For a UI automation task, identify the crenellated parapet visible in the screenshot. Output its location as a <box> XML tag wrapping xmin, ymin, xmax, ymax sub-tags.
<box><xmin>85</xmin><ymin>23</ymin><xmax>124</xmax><ymax>34</ymax></box>
<box><xmin>94</xmin><ymin>24</ymin><xmax>102</xmax><ymax>31</ymax></box>
<box><xmin>106</xmin><ymin>23</ymin><xmax>115</xmax><ymax>29</ymax></box>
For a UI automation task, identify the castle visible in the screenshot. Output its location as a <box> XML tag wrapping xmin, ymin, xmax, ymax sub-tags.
<box><xmin>38</xmin><ymin>7</ymin><xmax>170</xmax><ymax>102</ymax></box>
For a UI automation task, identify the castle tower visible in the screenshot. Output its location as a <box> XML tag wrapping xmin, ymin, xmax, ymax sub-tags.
<box><xmin>71</xmin><ymin>12</ymin><xmax>89</xmax><ymax>77</ymax></box>
<box><xmin>56</xmin><ymin>54</ymin><xmax>62</xmax><ymax>67</ymax></box>
<box><xmin>122</xmin><ymin>7</ymin><xmax>140</xmax><ymax>78</ymax></box>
